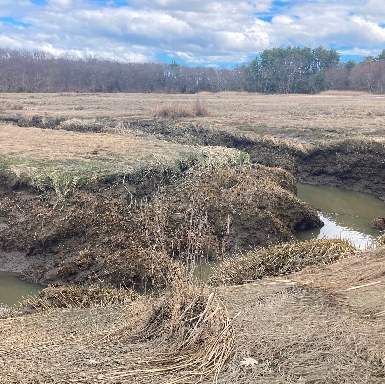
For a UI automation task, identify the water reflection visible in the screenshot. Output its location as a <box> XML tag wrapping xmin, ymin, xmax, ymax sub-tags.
<box><xmin>296</xmin><ymin>183</ymin><xmax>385</xmax><ymax>248</ymax></box>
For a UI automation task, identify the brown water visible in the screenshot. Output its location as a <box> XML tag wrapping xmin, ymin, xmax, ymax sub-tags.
<box><xmin>296</xmin><ymin>183</ymin><xmax>385</xmax><ymax>248</ymax></box>
<box><xmin>0</xmin><ymin>272</ymin><xmax>43</xmax><ymax>309</ymax></box>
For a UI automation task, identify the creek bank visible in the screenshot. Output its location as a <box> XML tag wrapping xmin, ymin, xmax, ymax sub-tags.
<box><xmin>121</xmin><ymin>119</ymin><xmax>385</xmax><ymax>200</ymax></box>
<box><xmin>2</xmin><ymin>114</ymin><xmax>385</xmax><ymax>199</ymax></box>
<box><xmin>0</xmin><ymin>163</ymin><xmax>321</xmax><ymax>289</ymax></box>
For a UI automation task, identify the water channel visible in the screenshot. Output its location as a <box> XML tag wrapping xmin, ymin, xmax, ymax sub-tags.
<box><xmin>1</xmin><ymin>182</ymin><xmax>385</xmax><ymax>307</ymax></box>
<box><xmin>296</xmin><ymin>182</ymin><xmax>385</xmax><ymax>248</ymax></box>
<box><xmin>0</xmin><ymin>272</ymin><xmax>42</xmax><ymax>309</ymax></box>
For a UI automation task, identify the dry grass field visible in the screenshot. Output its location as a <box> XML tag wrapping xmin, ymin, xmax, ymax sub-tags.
<box><xmin>1</xmin><ymin>247</ymin><xmax>384</xmax><ymax>383</ymax></box>
<box><xmin>1</xmin><ymin>92</ymin><xmax>385</xmax><ymax>142</ymax></box>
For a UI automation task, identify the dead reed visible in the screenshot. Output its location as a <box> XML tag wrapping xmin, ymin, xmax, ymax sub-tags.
<box><xmin>210</xmin><ymin>238</ymin><xmax>356</xmax><ymax>286</ymax></box>
<box><xmin>17</xmin><ymin>285</ymin><xmax>138</xmax><ymax>314</ymax></box>
<box><xmin>99</xmin><ymin>279</ymin><xmax>237</xmax><ymax>383</ymax></box>
<box><xmin>152</xmin><ymin>98</ymin><xmax>210</xmax><ymax>118</ymax></box>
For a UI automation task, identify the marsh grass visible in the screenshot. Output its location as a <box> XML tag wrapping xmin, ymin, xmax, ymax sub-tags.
<box><xmin>100</xmin><ymin>278</ymin><xmax>236</xmax><ymax>383</ymax></box>
<box><xmin>0</xmin><ymin>101</ymin><xmax>23</xmax><ymax>110</ymax></box>
<box><xmin>319</xmin><ymin>90</ymin><xmax>372</xmax><ymax>96</ymax></box>
<box><xmin>30</xmin><ymin>170</ymin><xmax>90</xmax><ymax>200</ymax></box>
<box><xmin>19</xmin><ymin>285</ymin><xmax>137</xmax><ymax>313</ymax></box>
<box><xmin>0</xmin><ymin>124</ymin><xmax>249</xmax><ymax>199</ymax></box>
<box><xmin>153</xmin><ymin>98</ymin><xmax>210</xmax><ymax>118</ymax></box>
<box><xmin>210</xmin><ymin>238</ymin><xmax>356</xmax><ymax>286</ymax></box>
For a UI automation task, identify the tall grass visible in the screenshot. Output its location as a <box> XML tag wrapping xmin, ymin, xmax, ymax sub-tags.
<box><xmin>153</xmin><ymin>98</ymin><xmax>210</xmax><ymax>118</ymax></box>
<box><xmin>210</xmin><ymin>239</ymin><xmax>356</xmax><ymax>286</ymax></box>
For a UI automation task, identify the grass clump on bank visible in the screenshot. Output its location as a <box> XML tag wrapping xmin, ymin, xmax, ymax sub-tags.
<box><xmin>0</xmin><ymin>286</ymin><xmax>138</xmax><ymax>318</ymax></box>
<box><xmin>210</xmin><ymin>239</ymin><xmax>356</xmax><ymax>286</ymax></box>
<box><xmin>23</xmin><ymin>285</ymin><xmax>138</xmax><ymax>311</ymax></box>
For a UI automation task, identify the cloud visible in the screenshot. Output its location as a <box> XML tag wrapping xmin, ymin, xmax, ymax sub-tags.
<box><xmin>48</xmin><ymin>0</ymin><xmax>72</xmax><ymax>9</ymax></box>
<box><xmin>1</xmin><ymin>0</ymin><xmax>385</xmax><ymax>65</ymax></box>
<box><xmin>351</xmin><ymin>16</ymin><xmax>385</xmax><ymax>42</ymax></box>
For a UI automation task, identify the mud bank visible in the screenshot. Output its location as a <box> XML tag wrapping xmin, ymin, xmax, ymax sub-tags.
<box><xmin>0</xmin><ymin>163</ymin><xmax>321</xmax><ymax>288</ymax></box>
<box><xmin>120</xmin><ymin>119</ymin><xmax>385</xmax><ymax>200</ymax></box>
<box><xmin>2</xmin><ymin>113</ymin><xmax>385</xmax><ymax>199</ymax></box>
<box><xmin>247</xmin><ymin>138</ymin><xmax>385</xmax><ymax>201</ymax></box>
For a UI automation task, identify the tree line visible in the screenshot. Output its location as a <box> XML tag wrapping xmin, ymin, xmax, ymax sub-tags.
<box><xmin>1</xmin><ymin>47</ymin><xmax>385</xmax><ymax>94</ymax></box>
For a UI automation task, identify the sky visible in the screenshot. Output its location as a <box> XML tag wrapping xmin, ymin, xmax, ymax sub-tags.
<box><xmin>1</xmin><ymin>0</ymin><xmax>385</xmax><ymax>66</ymax></box>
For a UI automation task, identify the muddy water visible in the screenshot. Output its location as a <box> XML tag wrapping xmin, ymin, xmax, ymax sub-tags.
<box><xmin>296</xmin><ymin>183</ymin><xmax>385</xmax><ymax>248</ymax></box>
<box><xmin>0</xmin><ymin>272</ymin><xmax>42</xmax><ymax>308</ymax></box>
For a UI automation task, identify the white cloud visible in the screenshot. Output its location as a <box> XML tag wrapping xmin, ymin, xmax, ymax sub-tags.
<box><xmin>351</xmin><ymin>16</ymin><xmax>385</xmax><ymax>42</ymax></box>
<box><xmin>1</xmin><ymin>0</ymin><xmax>385</xmax><ymax>65</ymax></box>
<box><xmin>48</xmin><ymin>0</ymin><xmax>73</xmax><ymax>9</ymax></box>
<box><xmin>338</xmin><ymin>47</ymin><xmax>372</xmax><ymax>57</ymax></box>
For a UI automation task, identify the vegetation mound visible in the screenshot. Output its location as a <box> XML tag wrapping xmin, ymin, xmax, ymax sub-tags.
<box><xmin>210</xmin><ymin>239</ymin><xmax>356</xmax><ymax>286</ymax></box>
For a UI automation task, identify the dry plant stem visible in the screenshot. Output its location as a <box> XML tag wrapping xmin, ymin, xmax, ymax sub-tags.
<box><xmin>100</xmin><ymin>286</ymin><xmax>237</xmax><ymax>384</ymax></box>
<box><xmin>211</xmin><ymin>238</ymin><xmax>356</xmax><ymax>286</ymax></box>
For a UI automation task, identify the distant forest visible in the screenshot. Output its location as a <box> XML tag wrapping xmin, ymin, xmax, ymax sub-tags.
<box><xmin>1</xmin><ymin>46</ymin><xmax>385</xmax><ymax>94</ymax></box>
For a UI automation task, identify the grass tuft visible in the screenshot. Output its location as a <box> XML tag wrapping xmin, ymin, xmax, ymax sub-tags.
<box><xmin>153</xmin><ymin>98</ymin><xmax>210</xmax><ymax>118</ymax></box>
<box><xmin>209</xmin><ymin>239</ymin><xmax>356</xmax><ymax>286</ymax></box>
<box><xmin>102</xmin><ymin>278</ymin><xmax>236</xmax><ymax>383</ymax></box>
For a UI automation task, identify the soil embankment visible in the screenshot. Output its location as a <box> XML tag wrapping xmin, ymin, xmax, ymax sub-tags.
<box><xmin>121</xmin><ymin>119</ymin><xmax>385</xmax><ymax>200</ymax></box>
<box><xmin>0</xmin><ymin>161</ymin><xmax>321</xmax><ymax>288</ymax></box>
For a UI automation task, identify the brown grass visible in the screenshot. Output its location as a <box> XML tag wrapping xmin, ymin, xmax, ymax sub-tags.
<box><xmin>1</xmin><ymin>279</ymin><xmax>237</xmax><ymax>383</ymax></box>
<box><xmin>0</xmin><ymin>123</ymin><xmax>242</xmax><ymax>195</ymax></box>
<box><xmin>0</xmin><ymin>101</ymin><xmax>24</xmax><ymax>111</ymax></box>
<box><xmin>1</xmin><ymin>251</ymin><xmax>384</xmax><ymax>383</ymax></box>
<box><xmin>319</xmin><ymin>90</ymin><xmax>372</xmax><ymax>96</ymax></box>
<box><xmin>2</xmin><ymin>92</ymin><xmax>385</xmax><ymax>142</ymax></box>
<box><xmin>19</xmin><ymin>286</ymin><xmax>138</xmax><ymax>313</ymax></box>
<box><xmin>152</xmin><ymin>98</ymin><xmax>210</xmax><ymax>118</ymax></box>
<box><xmin>100</xmin><ymin>281</ymin><xmax>236</xmax><ymax>383</ymax></box>
<box><xmin>210</xmin><ymin>239</ymin><xmax>356</xmax><ymax>286</ymax></box>
<box><xmin>0</xmin><ymin>124</ymin><xmax>187</xmax><ymax>164</ymax></box>
<box><xmin>221</xmin><ymin>284</ymin><xmax>385</xmax><ymax>383</ymax></box>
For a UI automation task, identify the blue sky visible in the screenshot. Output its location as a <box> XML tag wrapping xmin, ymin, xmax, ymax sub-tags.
<box><xmin>0</xmin><ymin>0</ymin><xmax>384</xmax><ymax>66</ymax></box>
